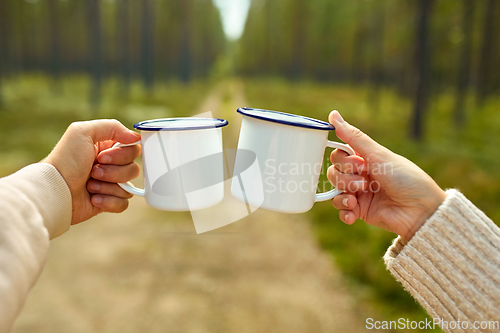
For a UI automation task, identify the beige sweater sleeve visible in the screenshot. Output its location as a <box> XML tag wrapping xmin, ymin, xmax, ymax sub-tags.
<box><xmin>0</xmin><ymin>163</ymin><xmax>72</xmax><ymax>333</ymax></box>
<box><xmin>384</xmin><ymin>189</ymin><xmax>500</xmax><ymax>333</ymax></box>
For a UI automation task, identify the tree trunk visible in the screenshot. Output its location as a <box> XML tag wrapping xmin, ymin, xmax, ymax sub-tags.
<box><xmin>48</xmin><ymin>0</ymin><xmax>62</xmax><ymax>93</ymax></box>
<box><xmin>117</xmin><ymin>0</ymin><xmax>131</xmax><ymax>94</ymax></box>
<box><xmin>351</xmin><ymin>22</ymin><xmax>367</xmax><ymax>85</ymax></box>
<box><xmin>289</xmin><ymin>0</ymin><xmax>306</xmax><ymax>80</ymax></box>
<box><xmin>179</xmin><ymin>0</ymin><xmax>192</xmax><ymax>83</ymax></box>
<box><xmin>476</xmin><ymin>0</ymin><xmax>496</xmax><ymax>107</ymax></box>
<box><xmin>367</xmin><ymin>3</ymin><xmax>386</xmax><ymax>113</ymax></box>
<box><xmin>411</xmin><ymin>0</ymin><xmax>434</xmax><ymax>141</ymax></box>
<box><xmin>264</xmin><ymin>0</ymin><xmax>273</xmax><ymax>73</ymax></box>
<box><xmin>454</xmin><ymin>0</ymin><xmax>474</xmax><ymax>128</ymax></box>
<box><xmin>141</xmin><ymin>0</ymin><xmax>154</xmax><ymax>91</ymax></box>
<box><xmin>87</xmin><ymin>0</ymin><xmax>102</xmax><ymax>109</ymax></box>
<box><xmin>0</xmin><ymin>0</ymin><xmax>11</xmax><ymax>107</ymax></box>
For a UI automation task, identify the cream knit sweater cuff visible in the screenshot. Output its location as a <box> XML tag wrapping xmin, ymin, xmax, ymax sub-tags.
<box><xmin>384</xmin><ymin>189</ymin><xmax>500</xmax><ymax>330</ymax></box>
<box><xmin>2</xmin><ymin>163</ymin><xmax>72</xmax><ymax>239</ymax></box>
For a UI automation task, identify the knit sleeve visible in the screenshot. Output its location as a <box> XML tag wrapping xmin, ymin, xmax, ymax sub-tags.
<box><xmin>384</xmin><ymin>189</ymin><xmax>500</xmax><ymax>333</ymax></box>
<box><xmin>0</xmin><ymin>163</ymin><xmax>72</xmax><ymax>332</ymax></box>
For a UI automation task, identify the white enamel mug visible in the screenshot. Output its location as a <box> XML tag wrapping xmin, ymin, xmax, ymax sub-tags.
<box><xmin>231</xmin><ymin>108</ymin><xmax>355</xmax><ymax>213</ymax></box>
<box><xmin>117</xmin><ymin>117</ymin><xmax>229</xmax><ymax>211</ymax></box>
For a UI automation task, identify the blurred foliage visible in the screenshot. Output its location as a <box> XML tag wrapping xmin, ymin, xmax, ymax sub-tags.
<box><xmin>237</xmin><ymin>0</ymin><xmax>500</xmax><ymax>123</ymax></box>
<box><xmin>244</xmin><ymin>77</ymin><xmax>500</xmax><ymax>331</ymax></box>
<box><xmin>0</xmin><ymin>0</ymin><xmax>226</xmax><ymax>84</ymax></box>
<box><xmin>0</xmin><ymin>75</ymin><xmax>213</xmax><ymax>176</ymax></box>
<box><xmin>238</xmin><ymin>0</ymin><xmax>499</xmax><ymax>88</ymax></box>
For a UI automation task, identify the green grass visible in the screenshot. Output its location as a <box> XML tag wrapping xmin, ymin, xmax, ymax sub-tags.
<box><xmin>243</xmin><ymin>77</ymin><xmax>500</xmax><ymax>331</ymax></box>
<box><xmin>0</xmin><ymin>74</ymin><xmax>212</xmax><ymax>176</ymax></box>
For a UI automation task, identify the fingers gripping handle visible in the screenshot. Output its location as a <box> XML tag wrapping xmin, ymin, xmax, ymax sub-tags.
<box><xmin>113</xmin><ymin>141</ymin><xmax>145</xmax><ymax>197</ymax></box>
<box><xmin>315</xmin><ymin>141</ymin><xmax>355</xmax><ymax>202</ymax></box>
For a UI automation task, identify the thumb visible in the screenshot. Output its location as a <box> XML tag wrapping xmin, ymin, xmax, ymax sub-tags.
<box><xmin>78</xmin><ymin>119</ymin><xmax>140</xmax><ymax>144</ymax></box>
<box><xmin>329</xmin><ymin>110</ymin><xmax>382</xmax><ymax>158</ymax></box>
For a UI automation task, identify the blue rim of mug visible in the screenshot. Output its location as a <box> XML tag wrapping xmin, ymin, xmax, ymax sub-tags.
<box><xmin>133</xmin><ymin>117</ymin><xmax>229</xmax><ymax>131</ymax></box>
<box><xmin>237</xmin><ymin>107</ymin><xmax>335</xmax><ymax>131</ymax></box>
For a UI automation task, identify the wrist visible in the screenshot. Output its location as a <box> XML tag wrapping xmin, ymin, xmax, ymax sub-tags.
<box><xmin>404</xmin><ymin>188</ymin><xmax>447</xmax><ymax>241</ymax></box>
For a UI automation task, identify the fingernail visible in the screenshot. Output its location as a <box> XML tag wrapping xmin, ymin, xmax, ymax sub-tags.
<box><xmin>93</xmin><ymin>166</ymin><xmax>104</xmax><ymax>178</ymax></box>
<box><xmin>93</xmin><ymin>195</ymin><xmax>103</xmax><ymax>204</ymax></box>
<box><xmin>342</xmin><ymin>198</ymin><xmax>349</xmax><ymax>207</ymax></box>
<box><xmin>344</xmin><ymin>213</ymin><xmax>349</xmax><ymax>222</ymax></box>
<box><xmin>327</xmin><ymin>165</ymin><xmax>334</xmax><ymax>178</ymax></box>
<box><xmin>100</xmin><ymin>155</ymin><xmax>111</xmax><ymax>164</ymax></box>
<box><xmin>334</xmin><ymin>111</ymin><xmax>345</xmax><ymax>123</ymax></box>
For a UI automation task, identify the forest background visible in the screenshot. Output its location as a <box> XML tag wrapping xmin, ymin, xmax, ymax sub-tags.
<box><xmin>0</xmin><ymin>0</ymin><xmax>499</xmax><ymax>331</ymax></box>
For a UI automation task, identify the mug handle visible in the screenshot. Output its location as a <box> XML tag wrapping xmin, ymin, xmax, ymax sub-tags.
<box><xmin>113</xmin><ymin>141</ymin><xmax>145</xmax><ymax>197</ymax></box>
<box><xmin>315</xmin><ymin>141</ymin><xmax>356</xmax><ymax>202</ymax></box>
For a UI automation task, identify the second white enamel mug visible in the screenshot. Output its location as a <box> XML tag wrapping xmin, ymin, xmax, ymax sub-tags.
<box><xmin>231</xmin><ymin>108</ymin><xmax>355</xmax><ymax>213</ymax></box>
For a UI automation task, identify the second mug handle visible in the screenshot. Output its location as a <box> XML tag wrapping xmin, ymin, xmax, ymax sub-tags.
<box><xmin>315</xmin><ymin>141</ymin><xmax>355</xmax><ymax>202</ymax></box>
<box><xmin>113</xmin><ymin>141</ymin><xmax>145</xmax><ymax>197</ymax></box>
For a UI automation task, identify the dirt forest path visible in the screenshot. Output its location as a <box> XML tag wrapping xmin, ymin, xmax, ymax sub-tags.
<box><xmin>13</xmin><ymin>80</ymin><xmax>372</xmax><ymax>333</ymax></box>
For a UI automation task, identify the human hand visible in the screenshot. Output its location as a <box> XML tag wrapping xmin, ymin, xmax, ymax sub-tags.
<box><xmin>44</xmin><ymin>120</ymin><xmax>141</xmax><ymax>225</ymax></box>
<box><xmin>327</xmin><ymin>111</ymin><xmax>446</xmax><ymax>241</ymax></box>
